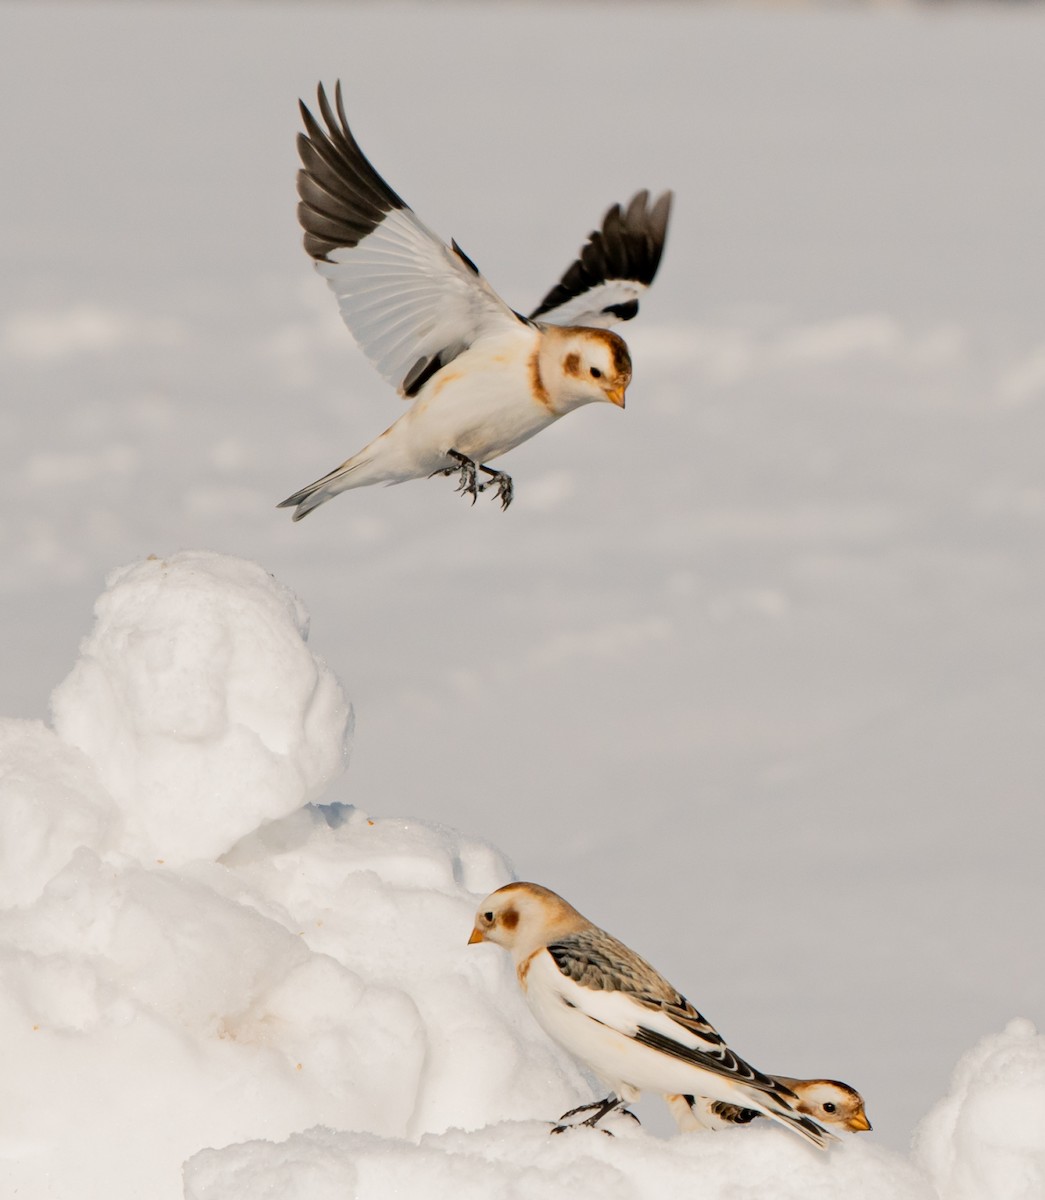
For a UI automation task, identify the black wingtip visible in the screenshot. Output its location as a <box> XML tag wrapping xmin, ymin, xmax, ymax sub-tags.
<box><xmin>528</xmin><ymin>188</ymin><xmax>674</xmax><ymax>321</ymax></box>
<box><xmin>295</xmin><ymin>79</ymin><xmax>406</xmax><ymax>262</ymax></box>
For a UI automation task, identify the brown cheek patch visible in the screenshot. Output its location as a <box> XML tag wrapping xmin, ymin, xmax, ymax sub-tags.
<box><xmin>563</xmin><ymin>352</ymin><xmax>581</xmax><ymax>377</ymax></box>
<box><xmin>502</xmin><ymin>907</ymin><xmax>519</xmax><ymax>931</ymax></box>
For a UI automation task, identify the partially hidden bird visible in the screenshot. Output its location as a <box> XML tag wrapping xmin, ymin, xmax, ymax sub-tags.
<box><xmin>468</xmin><ymin>882</ymin><xmax>837</xmax><ymax>1149</ymax></box>
<box><xmin>665</xmin><ymin>1077</ymin><xmax>871</xmax><ymax>1134</ymax></box>
<box><xmin>279</xmin><ymin>82</ymin><xmax>672</xmax><ymax>520</ymax></box>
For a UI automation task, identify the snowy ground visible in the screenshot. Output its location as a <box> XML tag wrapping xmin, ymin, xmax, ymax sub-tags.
<box><xmin>1</xmin><ymin>0</ymin><xmax>1043</xmax><ymax>1188</ymax></box>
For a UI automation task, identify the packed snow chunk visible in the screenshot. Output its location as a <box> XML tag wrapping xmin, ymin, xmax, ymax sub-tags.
<box><xmin>50</xmin><ymin>551</ymin><xmax>352</xmax><ymax>864</ymax></box>
<box><xmin>221</xmin><ymin>804</ymin><xmax>593</xmax><ymax>1137</ymax></box>
<box><xmin>185</xmin><ymin>1112</ymin><xmax>935</xmax><ymax>1200</ymax></box>
<box><xmin>914</xmin><ymin>1018</ymin><xmax>1045</xmax><ymax>1200</ymax></box>
<box><xmin>0</xmin><ymin>718</ymin><xmax>114</xmax><ymax>908</ymax></box>
<box><xmin>0</xmin><ymin>840</ymin><xmax>426</xmax><ymax>1200</ymax></box>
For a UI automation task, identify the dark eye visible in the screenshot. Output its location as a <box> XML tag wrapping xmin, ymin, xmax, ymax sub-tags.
<box><xmin>823</xmin><ymin>1102</ymin><xmax>836</xmax><ymax>1114</ymax></box>
<box><xmin>484</xmin><ymin>911</ymin><xmax>494</xmax><ymax>922</ymax></box>
<box><xmin>590</xmin><ymin>367</ymin><xmax>602</xmax><ymax>379</ymax></box>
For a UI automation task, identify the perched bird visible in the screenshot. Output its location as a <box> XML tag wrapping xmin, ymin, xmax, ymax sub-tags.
<box><xmin>468</xmin><ymin>882</ymin><xmax>836</xmax><ymax>1149</ymax></box>
<box><xmin>279</xmin><ymin>81</ymin><xmax>672</xmax><ymax>519</ymax></box>
<box><xmin>665</xmin><ymin>1076</ymin><xmax>871</xmax><ymax>1134</ymax></box>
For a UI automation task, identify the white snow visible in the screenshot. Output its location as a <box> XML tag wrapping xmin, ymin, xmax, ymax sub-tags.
<box><xmin>1</xmin><ymin>553</ymin><xmax>1043</xmax><ymax>1198</ymax></box>
<box><xmin>50</xmin><ymin>552</ymin><xmax>352</xmax><ymax>864</ymax></box>
<box><xmin>915</xmin><ymin>1018</ymin><xmax>1045</xmax><ymax>1200</ymax></box>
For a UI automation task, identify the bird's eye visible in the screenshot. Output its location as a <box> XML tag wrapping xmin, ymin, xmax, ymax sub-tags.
<box><xmin>823</xmin><ymin>1102</ymin><xmax>836</xmax><ymax>1114</ymax></box>
<box><xmin>483</xmin><ymin>911</ymin><xmax>494</xmax><ymax>922</ymax></box>
<box><xmin>590</xmin><ymin>367</ymin><xmax>602</xmax><ymax>379</ymax></box>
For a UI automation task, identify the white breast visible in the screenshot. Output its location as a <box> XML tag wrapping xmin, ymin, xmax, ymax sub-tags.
<box><xmin>403</xmin><ymin>327</ymin><xmax>557</xmax><ymax>467</ymax></box>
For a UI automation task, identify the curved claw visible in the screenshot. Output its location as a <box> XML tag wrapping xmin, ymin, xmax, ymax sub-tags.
<box><xmin>477</xmin><ymin>465</ymin><xmax>514</xmax><ymax>511</ymax></box>
<box><xmin>433</xmin><ymin>451</ymin><xmax>513</xmax><ymax>510</ymax></box>
<box><xmin>548</xmin><ymin>1093</ymin><xmax>628</xmax><ymax>1136</ymax></box>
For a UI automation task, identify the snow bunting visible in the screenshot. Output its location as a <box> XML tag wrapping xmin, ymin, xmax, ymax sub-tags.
<box><xmin>666</xmin><ymin>1077</ymin><xmax>871</xmax><ymax>1134</ymax></box>
<box><xmin>278</xmin><ymin>81</ymin><xmax>671</xmax><ymax>519</ymax></box>
<box><xmin>468</xmin><ymin>882</ymin><xmax>835</xmax><ymax>1149</ymax></box>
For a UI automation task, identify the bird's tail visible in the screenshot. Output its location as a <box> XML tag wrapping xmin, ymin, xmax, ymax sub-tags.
<box><xmin>277</xmin><ymin>454</ymin><xmax>373</xmax><ymax>521</ymax></box>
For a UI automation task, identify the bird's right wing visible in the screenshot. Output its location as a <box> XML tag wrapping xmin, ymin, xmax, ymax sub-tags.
<box><xmin>547</xmin><ymin>931</ymin><xmax>795</xmax><ymax>1099</ymax></box>
<box><xmin>546</xmin><ymin>930</ymin><xmax>834</xmax><ymax>1150</ymax></box>
<box><xmin>297</xmin><ymin>81</ymin><xmax>526</xmax><ymax>399</ymax></box>
<box><xmin>528</xmin><ymin>190</ymin><xmax>673</xmax><ymax>329</ymax></box>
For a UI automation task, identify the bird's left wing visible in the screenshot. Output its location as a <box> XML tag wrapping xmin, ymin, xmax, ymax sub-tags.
<box><xmin>528</xmin><ymin>190</ymin><xmax>673</xmax><ymax>329</ymax></box>
<box><xmin>297</xmin><ymin>81</ymin><xmax>526</xmax><ymax>398</ymax></box>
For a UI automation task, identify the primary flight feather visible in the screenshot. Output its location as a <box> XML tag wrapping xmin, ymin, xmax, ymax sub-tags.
<box><xmin>279</xmin><ymin>82</ymin><xmax>672</xmax><ymax>519</ymax></box>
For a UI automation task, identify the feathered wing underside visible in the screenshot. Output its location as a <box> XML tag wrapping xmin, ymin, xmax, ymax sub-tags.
<box><xmin>529</xmin><ymin>190</ymin><xmax>673</xmax><ymax>329</ymax></box>
<box><xmin>296</xmin><ymin>81</ymin><xmax>524</xmax><ymax>397</ymax></box>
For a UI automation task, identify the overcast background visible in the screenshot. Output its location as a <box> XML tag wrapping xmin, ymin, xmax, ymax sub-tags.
<box><xmin>2</xmin><ymin>0</ymin><xmax>1043</xmax><ymax>1148</ymax></box>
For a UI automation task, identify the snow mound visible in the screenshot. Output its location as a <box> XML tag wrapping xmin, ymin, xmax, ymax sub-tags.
<box><xmin>0</xmin><ymin>718</ymin><xmax>112</xmax><ymax>907</ymax></box>
<box><xmin>915</xmin><ymin>1018</ymin><xmax>1045</xmax><ymax>1200</ymax></box>
<box><xmin>1</xmin><ymin>551</ymin><xmax>1041</xmax><ymax>1199</ymax></box>
<box><xmin>50</xmin><ymin>551</ymin><xmax>352</xmax><ymax>863</ymax></box>
<box><xmin>183</xmin><ymin>1020</ymin><xmax>1045</xmax><ymax>1200</ymax></box>
<box><xmin>0</xmin><ymin>553</ymin><xmax>587</xmax><ymax>1200</ymax></box>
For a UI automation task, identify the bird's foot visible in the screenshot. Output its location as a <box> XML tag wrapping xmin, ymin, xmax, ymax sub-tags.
<box><xmin>431</xmin><ymin>450</ymin><xmax>479</xmax><ymax>504</ymax></box>
<box><xmin>477</xmin><ymin>464</ymin><xmax>514</xmax><ymax>511</ymax></box>
<box><xmin>550</xmin><ymin>1095</ymin><xmax>629</xmax><ymax>1135</ymax></box>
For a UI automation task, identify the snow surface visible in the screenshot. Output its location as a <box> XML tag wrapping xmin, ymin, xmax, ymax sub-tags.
<box><xmin>2</xmin><ymin>553</ymin><xmax>1044</xmax><ymax>1198</ymax></box>
<box><xmin>1</xmin><ymin>0</ymin><xmax>1043</xmax><ymax>1170</ymax></box>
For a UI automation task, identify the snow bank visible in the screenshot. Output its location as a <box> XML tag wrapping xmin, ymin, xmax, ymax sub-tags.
<box><xmin>184</xmin><ymin>1021</ymin><xmax>1045</xmax><ymax>1200</ymax></box>
<box><xmin>915</xmin><ymin>1018</ymin><xmax>1045</xmax><ymax>1200</ymax></box>
<box><xmin>184</xmin><ymin>1115</ymin><xmax>935</xmax><ymax>1200</ymax></box>
<box><xmin>0</xmin><ymin>551</ymin><xmax>1041</xmax><ymax>1199</ymax></box>
<box><xmin>50</xmin><ymin>551</ymin><xmax>352</xmax><ymax>864</ymax></box>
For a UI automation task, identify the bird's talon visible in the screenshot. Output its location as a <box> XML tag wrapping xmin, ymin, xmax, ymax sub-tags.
<box><xmin>477</xmin><ymin>466</ymin><xmax>514</xmax><ymax>510</ymax></box>
<box><xmin>441</xmin><ymin>450</ymin><xmax>482</xmax><ymax>503</ymax></box>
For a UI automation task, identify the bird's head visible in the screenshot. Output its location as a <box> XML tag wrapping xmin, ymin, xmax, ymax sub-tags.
<box><xmin>540</xmin><ymin>327</ymin><xmax>631</xmax><ymax>412</ymax></box>
<box><xmin>468</xmin><ymin>882</ymin><xmax>587</xmax><ymax>960</ymax></box>
<box><xmin>785</xmin><ymin>1079</ymin><xmax>872</xmax><ymax>1133</ymax></box>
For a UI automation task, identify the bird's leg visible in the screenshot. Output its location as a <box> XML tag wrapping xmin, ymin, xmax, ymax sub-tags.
<box><xmin>551</xmin><ymin>1093</ymin><xmax>634</xmax><ymax>1135</ymax></box>
<box><xmin>430</xmin><ymin>449</ymin><xmax>479</xmax><ymax>504</ymax></box>
<box><xmin>476</xmin><ymin>463</ymin><xmax>514</xmax><ymax>511</ymax></box>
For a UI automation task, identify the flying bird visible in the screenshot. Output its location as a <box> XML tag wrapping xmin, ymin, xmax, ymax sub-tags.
<box><xmin>468</xmin><ymin>882</ymin><xmax>836</xmax><ymax>1149</ymax></box>
<box><xmin>278</xmin><ymin>82</ymin><xmax>671</xmax><ymax>519</ymax></box>
<box><xmin>665</xmin><ymin>1076</ymin><xmax>871</xmax><ymax>1134</ymax></box>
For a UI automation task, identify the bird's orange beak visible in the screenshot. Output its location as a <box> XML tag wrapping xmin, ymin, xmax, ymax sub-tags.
<box><xmin>606</xmin><ymin>384</ymin><xmax>626</xmax><ymax>408</ymax></box>
<box><xmin>846</xmin><ymin>1110</ymin><xmax>872</xmax><ymax>1133</ymax></box>
<box><xmin>467</xmin><ymin>926</ymin><xmax>485</xmax><ymax>945</ymax></box>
